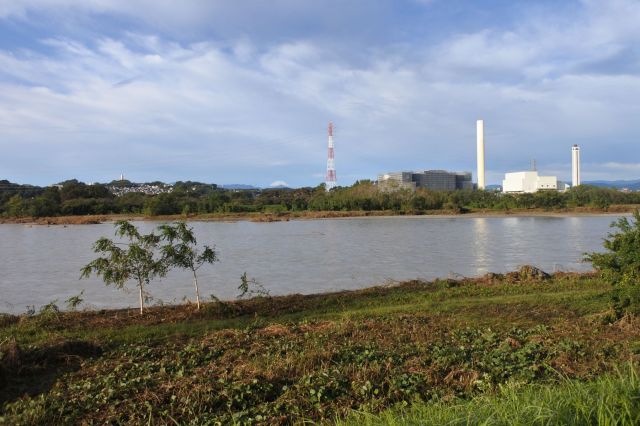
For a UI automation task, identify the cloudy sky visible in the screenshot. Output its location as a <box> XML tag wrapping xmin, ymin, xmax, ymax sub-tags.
<box><xmin>1</xmin><ymin>0</ymin><xmax>639</xmax><ymax>187</ymax></box>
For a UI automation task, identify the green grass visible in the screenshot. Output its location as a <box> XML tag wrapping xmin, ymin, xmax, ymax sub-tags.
<box><xmin>0</xmin><ymin>275</ymin><xmax>611</xmax><ymax>347</ymax></box>
<box><xmin>1</xmin><ymin>272</ymin><xmax>638</xmax><ymax>425</ymax></box>
<box><xmin>338</xmin><ymin>366</ymin><xmax>640</xmax><ymax>426</ymax></box>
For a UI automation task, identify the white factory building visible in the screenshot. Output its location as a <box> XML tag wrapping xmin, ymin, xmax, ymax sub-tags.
<box><xmin>502</xmin><ymin>171</ymin><xmax>569</xmax><ymax>194</ymax></box>
<box><xmin>475</xmin><ymin>119</ymin><xmax>580</xmax><ymax>194</ymax></box>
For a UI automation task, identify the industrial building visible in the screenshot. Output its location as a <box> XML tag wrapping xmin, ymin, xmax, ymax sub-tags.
<box><xmin>501</xmin><ymin>145</ymin><xmax>579</xmax><ymax>194</ymax></box>
<box><xmin>374</xmin><ymin>120</ymin><xmax>581</xmax><ymax>195</ymax></box>
<box><xmin>378</xmin><ymin>170</ymin><xmax>473</xmax><ymax>191</ymax></box>
<box><xmin>502</xmin><ymin>171</ymin><xmax>569</xmax><ymax>193</ymax></box>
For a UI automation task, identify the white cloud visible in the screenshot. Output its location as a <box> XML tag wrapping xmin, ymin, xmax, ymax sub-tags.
<box><xmin>601</xmin><ymin>162</ymin><xmax>640</xmax><ymax>171</ymax></box>
<box><xmin>270</xmin><ymin>180</ymin><xmax>289</xmax><ymax>187</ymax></box>
<box><xmin>1</xmin><ymin>1</ymin><xmax>640</xmax><ymax>185</ymax></box>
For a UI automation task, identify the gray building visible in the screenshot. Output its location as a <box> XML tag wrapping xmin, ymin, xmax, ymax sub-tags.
<box><xmin>378</xmin><ymin>170</ymin><xmax>473</xmax><ymax>191</ymax></box>
<box><xmin>455</xmin><ymin>172</ymin><xmax>474</xmax><ymax>190</ymax></box>
<box><xmin>376</xmin><ymin>172</ymin><xmax>416</xmax><ymax>190</ymax></box>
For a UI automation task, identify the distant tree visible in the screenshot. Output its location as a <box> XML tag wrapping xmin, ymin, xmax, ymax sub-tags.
<box><xmin>4</xmin><ymin>195</ymin><xmax>26</xmax><ymax>217</ymax></box>
<box><xmin>585</xmin><ymin>210</ymin><xmax>640</xmax><ymax>318</ymax></box>
<box><xmin>60</xmin><ymin>180</ymin><xmax>89</xmax><ymax>201</ymax></box>
<box><xmin>198</xmin><ymin>192</ymin><xmax>230</xmax><ymax>213</ymax></box>
<box><xmin>81</xmin><ymin>220</ymin><xmax>167</xmax><ymax>314</ymax></box>
<box><xmin>159</xmin><ymin>222</ymin><xmax>218</xmax><ymax>310</ymax></box>
<box><xmin>116</xmin><ymin>192</ymin><xmax>146</xmax><ymax>213</ymax></box>
<box><xmin>173</xmin><ymin>181</ymin><xmax>218</xmax><ymax>196</ymax></box>
<box><xmin>87</xmin><ymin>184</ymin><xmax>112</xmax><ymax>199</ymax></box>
<box><xmin>108</xmin><ymin>179</ymin><xmax>133</xmax><ymax>187</ymax></box>
<box><xmin>144</xmin><ymin>193</ymin><xmax>180</xmax><ymax>216</ymax></box>
<box><xmin>533</xmin><ymin>190</ymin><xmax>566</xmax><ymax>210</ymax></box>
<box><xmin>28</xmin><ymin>196</ymin><xmax>59</xmax><ymax>217</ymax></box>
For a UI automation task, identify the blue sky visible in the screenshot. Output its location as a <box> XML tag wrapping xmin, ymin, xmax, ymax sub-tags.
<box><xmin>0</xmin><ymin>0</ymin><xmax>639</xmax><ymax>187</ymax></box>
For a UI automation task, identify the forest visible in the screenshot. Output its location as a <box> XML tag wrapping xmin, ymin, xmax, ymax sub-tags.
<box><xmin>1</xmin><ymin>179</ymin><xmax>640</xmax><ymax>218</ymax></box>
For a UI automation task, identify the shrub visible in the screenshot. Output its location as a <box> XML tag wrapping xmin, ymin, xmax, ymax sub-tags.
<box><xmin>586</xmin><ymin>210</ymin><xmax>640</xmax><ymax>317</ymax></box>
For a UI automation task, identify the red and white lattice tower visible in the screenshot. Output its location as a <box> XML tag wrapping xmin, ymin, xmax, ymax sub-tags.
<box><xmin>325</xmin><ymin>122</ymin><xmax>337</xmax><ymax>191</ymax></box>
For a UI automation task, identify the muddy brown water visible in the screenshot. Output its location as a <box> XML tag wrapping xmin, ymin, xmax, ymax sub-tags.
<box><xmin>0</xmin><ymin>215</ymin><xmax>625</xmax><ymax>314</ymax></box>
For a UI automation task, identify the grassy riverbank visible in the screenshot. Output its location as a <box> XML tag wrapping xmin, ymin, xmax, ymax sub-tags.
<box><xmin>0</xmin><ymin>204</ymin><xmax>637</xmax><ymax>225</ymax></box>
<box><xmin>339</xmin><ymin>367</ymin><xmax>640</xmax><ymax>425</ymax></box>
<box><xmin>1</xmin><ymin>271</ymin><xmax>639</xmax><ymax>424</ymax></box>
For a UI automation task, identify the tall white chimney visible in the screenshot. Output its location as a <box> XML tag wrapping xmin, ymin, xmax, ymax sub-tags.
<box><xmin>476</xmin><ymin>119</ymin><xmax>486</xmax><ymax>190</ymax></box>
<box><xmin>572</xmin><ymin>144</ymin><xmax>581</xmax><ymax>187</ymax></box>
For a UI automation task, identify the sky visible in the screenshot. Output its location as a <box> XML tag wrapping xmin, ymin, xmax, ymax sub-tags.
<box><xmin>0</xmin><ymin>0</ymin><xmax>639</xmax><ymax>187</ymax></box>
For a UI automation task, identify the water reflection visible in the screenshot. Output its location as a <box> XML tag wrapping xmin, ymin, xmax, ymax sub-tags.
<box><xmin>0</xmin><ymin>215</ymin><xmax>626</xmax><ymax>313</ymax></box>
<box><xmin>472</xmin><ymin>218</ymin><xmax>490</xmax><ymax>274</ymax></box>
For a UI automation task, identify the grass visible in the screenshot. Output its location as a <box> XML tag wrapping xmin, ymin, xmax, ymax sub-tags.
<box><xmin>338</xmin><ymin>366</ymin><xmax>640</xmax><ymax>426</ymax></box>
<box><xmin>0</xmin><ymin>273</ymin><xmax>610</xmax><ymax>347</ymax></box>
<box><xmin>1</xmin><ymin>270</ymin><xmax>639</xmax><ymax>425</ymax></box>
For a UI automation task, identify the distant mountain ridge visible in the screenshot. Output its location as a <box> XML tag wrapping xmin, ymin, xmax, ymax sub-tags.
<box><xmin>221</xmin><ymin>184</ymin><xmax>259</xmax><ymax>190</ymax></box>
<box><xmin>221</xmin><ymin>184</ymin><xmax>293</xmax><ymax>190</ymax></box>
<box><xmin>585</xmin><ymin>179</ymin><xmax>640</xmax><ymax>190</ymax></box>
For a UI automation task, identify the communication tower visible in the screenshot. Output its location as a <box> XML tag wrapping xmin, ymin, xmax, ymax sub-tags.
<box><xmin>325</xmin><ymin>122</ymin><xmax>337</xmax><ymax>191</ymax></box>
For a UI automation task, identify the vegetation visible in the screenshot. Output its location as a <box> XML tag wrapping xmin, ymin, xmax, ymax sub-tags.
<box><xmin>1</xmin><ymin>271</ymin><xmax>639</xmax><ymax>424</ymax></box>
<box><xmin>2</xmin><ymin>178</ymin><xmax>640</xmax><ymax>219</ymax></box>
<box><xmin>81</xmin><ymin>221</ymin><xmax>223</xmax><ymax>314</ymax></box>
<box><xmin>586</xmin><ymin>210</ymin><xmax>640</xmax><ymax>318</ymax></box>
<box><xmin>338</xmin><ymin>366</ymin><xmax>640</xmax><ymax>425</ymax></box>
<box><xmin>159</xmin><ymin>222</ymin><xmax>218</xmax><ymax>310</ymax></box>
<box><xmin>80</xmin><ymin>221</ymin><xmax>167</xmax><ymax>314</ymax></box>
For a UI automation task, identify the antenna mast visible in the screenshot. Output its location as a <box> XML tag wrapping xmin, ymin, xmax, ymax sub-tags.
<box><xmin>325</xmin><ymin>122</ymin><xmax>337</xmax><ymax>191</ymax></box>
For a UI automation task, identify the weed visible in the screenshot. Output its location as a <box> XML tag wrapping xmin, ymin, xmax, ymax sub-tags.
<box><xmin>0</xmin><ymin>273</ymin><xmax>637</xmax><ymax>424</ymax></box>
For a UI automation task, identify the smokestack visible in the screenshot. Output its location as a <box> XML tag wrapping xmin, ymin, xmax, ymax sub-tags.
<box><xmin>572</xmin><ymin>144</ymin><xmax>581</xmax><ymax>187</ymax></box>
<box><xmin>476</xmin><ymin>119</ymin><xmax>485</xmax><ymax>190</ymax></box>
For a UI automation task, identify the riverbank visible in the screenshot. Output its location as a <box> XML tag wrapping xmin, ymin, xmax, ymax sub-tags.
<box><xmin>0</xmin><ymin>204</ymin><xmax>637</xmax><ymax>225</ymax></box>
<box><xmin>1</xmin><ymin>270</ymin><xmax>639</xmax><ymax>424</ymax></box>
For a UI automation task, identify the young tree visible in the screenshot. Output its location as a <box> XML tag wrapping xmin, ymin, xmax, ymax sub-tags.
<box><xmin>159</xmin><ymin>222</ymin><xmax>218</xmax><ymax>310</ymax></box>
<box><xmin>585</xmin><ymin>210</ymin><xmax>640</xmax><ymax>318</ymax></box>
<box><xmin>81</xmin><ymin>220</ymin><xmax>167</xmax><ymax>314</ymax></box>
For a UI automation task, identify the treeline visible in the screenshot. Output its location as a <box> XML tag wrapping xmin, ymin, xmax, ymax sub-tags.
<box><xmin>296</xmin><ymin>181</ymin><xmax>640</xmax><ymax>212</ymax></box>
<box><xmin>1</xmin><ymin>179</ymin><xmax>640</xmax><ymax>218</ymax></box>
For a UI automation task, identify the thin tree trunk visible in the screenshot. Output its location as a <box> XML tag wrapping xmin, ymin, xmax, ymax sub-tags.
<box><xmin>138</xmin><ymin>282</ymin><xmax>144</xmax><ymax>315</ymax></box>
<box><xmin>193</xmin><ymin>270</ymin><xmax>201</xmax><ymax>310</ymax></box>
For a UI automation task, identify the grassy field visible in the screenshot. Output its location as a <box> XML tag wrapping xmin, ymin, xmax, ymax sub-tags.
<box><xmin>1</xmin><ymin>270</ymin><xmax>639</xmax><ymax>424</ymax></box>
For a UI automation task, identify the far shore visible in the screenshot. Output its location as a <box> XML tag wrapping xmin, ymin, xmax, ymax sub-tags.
<box><xmin>0</xmin><ymin>205</ymin><xmax>637</xmax><ymax>225</ymax></box>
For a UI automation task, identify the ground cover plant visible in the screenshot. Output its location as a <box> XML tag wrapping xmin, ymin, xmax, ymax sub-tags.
<box><xmin>1</xmin><ymin>270</ymin><xmax>639</xmax><ymax>424</ymax></box>
<box><xmin>338</xmin><ymin>365</ymin><xmax>640</xmax><ymax>425</ymax></box>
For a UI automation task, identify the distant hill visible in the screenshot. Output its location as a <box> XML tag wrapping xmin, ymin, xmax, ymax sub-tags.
<box><xmin>221</xmin><ymin>184</ymin><xmax>259</xmax><ymax>190</ymax></box>
<box><xmin>584</xmin><ymin>180</ymin><xmax>640</xmax><ymax>190</ymax></box>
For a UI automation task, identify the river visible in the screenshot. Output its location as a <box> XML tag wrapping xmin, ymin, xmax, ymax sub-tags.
<box><xmin>0</xmin><ymin>215</ymin><xmax>623</xmax><ymax>314</ymax></box>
